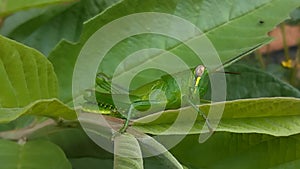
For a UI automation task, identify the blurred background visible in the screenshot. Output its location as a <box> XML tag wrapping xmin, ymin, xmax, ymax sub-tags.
<box><xmin>243</xmin><ymin>7</ymin><xmax>300</xmax><ymax>90</ymax></box>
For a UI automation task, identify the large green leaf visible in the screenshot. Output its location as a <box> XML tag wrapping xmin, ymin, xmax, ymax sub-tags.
<box><xmin>0</xmin><ymin>139</ymin><xmax>71</xmax><ymax>169</ymax></box>
<box><xmin>0</xmin><ymin>0</ymin><xmax>75</xmax><ymax>17</ymax></box>
<box><xmin>138</xmin><ymin>133</ymin><xmax>185</xmax><ymax>169</ymax></box>
<box><xmin>28</xmin><ymin>125</ymin><xmax>113</xmax><ymax>158</ymax></box>
<box><xmin>170</xmin><ymin>132</ymin><xmax>300</xmax><ymax>169</ymax></box>
<box><xmin>70</xmin><ymin>157</ymin><xmax>188</xmax><ymax>169</ymax></box>
<box><xmin>70</xmin><ymin>158</ymin><xmax>113</xmax><ymax>169</ymax></box>
<box><xmin>204</xmin><ymin>64</ymin><xmax>300</xmax><ymax>100</ymax></box>
<box><xmin>287</xmin><ymin>7</ymin><xmax>300</xmax><ymax>24</ymax></box>
<box><xmin>29</xmin><ymin>125</ymin><xmax>185</xmax><ymax>168</ymax></box>
<box><xmin>0</xmin><ymin>35</ymin><xmax>57</xmax><ymax>107</ymax></box>
<box><xmin>0</xmin><ymin>35</ymin><xmax>76</xmax><ymax>122</ymax></box>
<box><xmin>114</xmin><ymin>133</ymin><xmax>144</xmax><ymax>169</ymax></box>
<box><xmin>225</xmin><ymin>64</ymin><xmax>300</xmax><ymax>99</ymax></box>
<box><xmin>0</xmin><ymin>99</ymin><xmax>76</xmax><ymax>124</ymax></box>
<box><xmin>0</xmin><ymin>0</ymin><xmax>120</xmax><ymax>55</ymax></box>
<box><xmin>133</xmin><ymin>97</ymin><xmax>300</xmax><ymax>136</ymax></box>
<box><xmin>49</xmin><ymin>0</ymin><xmax>300</xmax><ymax>103</ymax></box>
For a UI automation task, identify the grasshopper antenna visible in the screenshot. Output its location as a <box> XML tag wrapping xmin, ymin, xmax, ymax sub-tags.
<box><xmin>214</xmin><ymin>71</ymin><xmax>240</xmax><ymax>75</ymax></box>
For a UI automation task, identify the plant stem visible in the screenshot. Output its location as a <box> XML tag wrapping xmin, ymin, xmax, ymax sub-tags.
<box><xmin>280</xmin><ymin>24</ymin><xmax>291</xmax><ymax>61</ymax></box>
<box><xmin>255</xmin><ymin>50</ymin><xmax>265</xmax><ymax>69</ymax></box>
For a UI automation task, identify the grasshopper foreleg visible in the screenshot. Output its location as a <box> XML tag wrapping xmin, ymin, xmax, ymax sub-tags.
<box><xmin>118</xmin><ymin>104</ymin><xmax>134</xmax><ymax>134</ymax></box>
<box><xmin>186</xmin><ymin>97</ymin><xmax>213</xmax><ymax>133</ymax></box>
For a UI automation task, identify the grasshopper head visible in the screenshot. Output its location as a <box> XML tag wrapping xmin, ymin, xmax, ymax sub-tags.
<box><xmin>194</xmin><ymin>65</ymin><xmax>206</xmax><ymax>87</ymax></box>
<box><xmin>194</xmin><ymin>65</ymin><xmax>205</xmax><ymax>78</ymax></box>
<box><xmin>193</xmin><ymin>65</ymin><xmax>209</xmax><ymax>96</ymax></box>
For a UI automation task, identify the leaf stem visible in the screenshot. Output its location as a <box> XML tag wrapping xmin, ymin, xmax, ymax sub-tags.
<box><xmin>255</xmin><ymin>50</ymin><xmax>266</xmax><ymax>69</ymax></box>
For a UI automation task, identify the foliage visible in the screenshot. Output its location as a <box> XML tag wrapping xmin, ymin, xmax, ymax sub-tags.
<box><xmin>287</xmin><ymin>7</ymin><xmax>300</xmax><ymax>25</ymax></box>
<box><xmin>0</xmin><ymin>0</ymin><xmax>299</xmax><ymax>169</ymax></box>
<box><xmin>0</xmin><ymin>0</ymin><xmax>75</xmax><ymax>17</ymax></box>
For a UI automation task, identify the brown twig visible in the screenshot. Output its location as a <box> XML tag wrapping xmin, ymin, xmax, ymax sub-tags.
<box><xmin>0</xmin><ymin>119</ymin><xmax>56</xmax><ymax>141</ymax></box>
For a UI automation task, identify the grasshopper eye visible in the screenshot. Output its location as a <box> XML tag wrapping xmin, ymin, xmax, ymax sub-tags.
<box><xmin>194</xmin><ymin>65</ymin><xmax>206</xmax><ymax>78</ymax></box>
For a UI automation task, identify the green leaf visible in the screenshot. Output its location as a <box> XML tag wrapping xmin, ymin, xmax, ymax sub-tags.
<box><xmin>205</xmin><ymin>64</ymin><xmax>300</xmax><ymax>100</ymax></box>
<box><xmin>28</xmin><ymin>125</ymin><xmax>113</xmax><ymax>158</ymax></box>
<box><xmin>133</xmin><ymin>97</ymin><xmax>300</xmax><ymax>136</ymax></box>
<box><xmin>0</xmin><ymin>115</ymin><xmax>39</xmax><ymax>133</ymax></box>
<box><xmin>29</xmin><ymin>125</ymin><xmax>185</xmax><ymax>168</ymax></box>
<box><xmin>48</xmin><ymin>42</ymin><xmax>80</xmax><ymax>103</ymax></box>
<box><xmin>70</xmin><ymin>157</ymin><xmax>188</xmax><ymax>169</ymax></box>
<box><xmin>139</xmin><ymin>133</ymin><xmax>185</xmax><ymax>169</ymax></box>
<box><xmin>49</xmin><ymin>0</ymin><xmax>300</xmax><ymax>103</ymax></box>
<box><xmin>0</xmin><ymin>99</ymin><xmax>76</xmax><ymax>124</ymax></box>
<box><xmin>0</xmin><ymin>35</ymin><xmax>76</xmax><ymax>122</ymax></box>
<box><xmin>287</xmin><ymin>7</ymin><xmax>300</xmax><ymax>25</ymax></box>
<box><xmin>1</xmin><ymin>0</ymin><xmax>120</xmax><ymax>55</ymax></box>
<box><xmin>170</xmin><ymin>132</ymin><xmax>300</xmax><ymax>169</ymax></box>
<box><xmin>0</xmin><ymin>0</ymin><xmax>75</xmax><ymax>17</ymax></box>
<box><xmin>0</xmin><ymin>139</ymin><xmax>71</xmax><ymax>169</ymax></box>
<box><xmin>114</xmin><ymin>133</ymin><xmax>144</xmax><ymax>169</ymax></box>
<box><xmin>70</xmin><ymin>157</ymin><xmax>113</xmax><ymax>169</ymax></box>
<box><xmin>0</xmin><ymin>35</ymin><xmax>58</xmax><ymax>107</ymax></box>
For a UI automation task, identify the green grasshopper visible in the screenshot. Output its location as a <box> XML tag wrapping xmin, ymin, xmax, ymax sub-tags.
<box><xmin>84</xmin><ymin>65</ymin><xmax>212</xmax><ymax>133</ymax></box>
